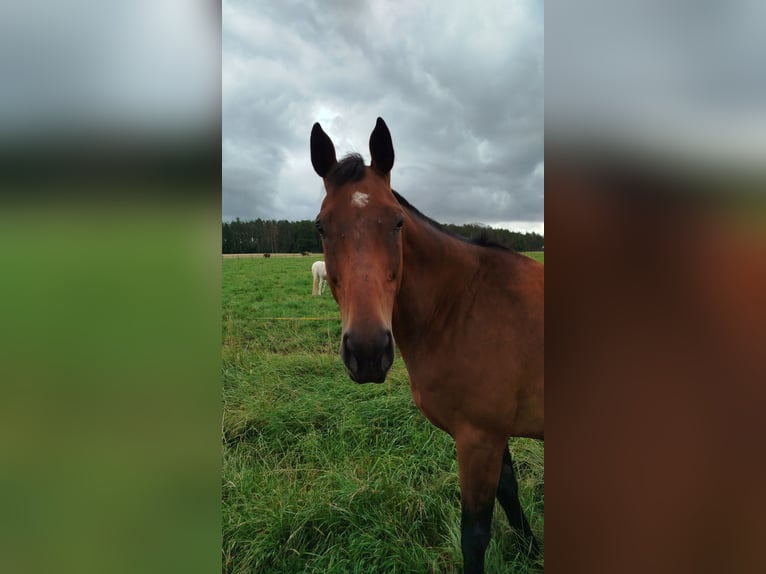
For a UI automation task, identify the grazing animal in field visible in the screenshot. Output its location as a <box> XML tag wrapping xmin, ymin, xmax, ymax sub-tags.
<box><xmin>311</xmin><ymin>260</ymin><xmax>328</xmax><ymax>295</ymax></box>
<box><xmin>263</xmin><ymin>252</ymin><xmax>271</xmax><ymax>258</ymax></box>
<box><xmin>310</xmin><ymin>118</ymin><xmax>544</xmax><ymax>573</ymax></box>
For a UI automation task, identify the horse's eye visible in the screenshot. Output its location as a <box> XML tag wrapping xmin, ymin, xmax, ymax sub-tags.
<box><xmin>394</xmin><ymin>215</ymin><xmax>404</xmax><ymax>231</ymax></box>
<box><xmin>315</xmin><ymin>220</ymin><xmax>325</xmax><ymax>237</ymax></box>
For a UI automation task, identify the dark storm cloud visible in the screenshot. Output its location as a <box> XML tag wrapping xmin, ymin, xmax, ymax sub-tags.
<box><xmin>223</xmin><ymin>0</ymin><xmax>543</xmax><ymax>232</ymax></box>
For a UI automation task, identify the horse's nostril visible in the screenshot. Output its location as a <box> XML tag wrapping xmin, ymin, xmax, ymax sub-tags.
<box><xmin>382</xmin><ymin>330</ymin><xmax>393</xmax><ymax>353</ymax></box>
<box><xmin>381</xmin><ymin>330</ymin><xmax>395</xmax><ymax>369</ymax></box>
<box><xmin>341</xmin><ymin>333</ymin><xmax>357</xmax><ymax>373</ymax></box>
<box><xmin>341</xmin><ymin>332</ymin><xmax>353</xmax><ymax>356</ymax></box>
<box><xmin>340</xmin><ymin>329</ymin><xmax>394</xmax><ymax>383</ymax></box>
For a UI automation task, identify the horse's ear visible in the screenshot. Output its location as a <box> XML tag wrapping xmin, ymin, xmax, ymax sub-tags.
<box><xmin>311</xmin><ymin>122</ymin><xmax>337</xmax><ymax>178</ymax></box>
<box><xmin>369</xmin><ymin>117</ymin><xmax>394</xmax><ymax>175</ymax></box>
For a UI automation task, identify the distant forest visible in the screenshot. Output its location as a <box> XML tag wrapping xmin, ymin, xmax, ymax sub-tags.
<box><xmin>222</xmin><ymin>218</ymin><xmax>544</xmax><ymax>253</ymax></box>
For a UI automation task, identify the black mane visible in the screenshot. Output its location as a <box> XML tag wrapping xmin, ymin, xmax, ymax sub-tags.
<box><xmin>327</xmin><ymin>155</ymin><xmax>511</xmax><ymax>251</ymax></box>
<box><xmin>392</xmin><ymin>190</ymin><xmax>512</xmax><ymax>251</ymax></box>
<box><xmin>391</xmin><ymin>190</ymin><xmax>444</xmax><ymax>232</ymax></box>
<box><xmin>328</xmin><ymin>153</ymin><xmax>366</xmax><ymax>187</ymax></box>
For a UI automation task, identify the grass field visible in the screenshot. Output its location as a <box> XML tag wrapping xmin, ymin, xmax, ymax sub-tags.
<box><xmin>222</xmin><ymin>252</ymin><xmax>544</xmax><ymax>573</ymax></box>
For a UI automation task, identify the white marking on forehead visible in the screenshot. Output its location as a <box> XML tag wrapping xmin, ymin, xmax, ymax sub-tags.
<box><xmin>351</xmin><ymin>191</ymin><xmax>370</xmax><ymax>208</ymax></box>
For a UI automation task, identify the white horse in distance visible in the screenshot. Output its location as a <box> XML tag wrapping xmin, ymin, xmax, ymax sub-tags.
<box><xmin>311</xmin><ymin>261</ymin><xmax>328</xmax><ymax>296</ymax></box>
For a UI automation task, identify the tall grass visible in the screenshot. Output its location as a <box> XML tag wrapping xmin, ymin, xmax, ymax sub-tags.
<box><xmin>223</xmin><ymin>254</ymin><xmax>544</xmax><ymax>573</ymax></box>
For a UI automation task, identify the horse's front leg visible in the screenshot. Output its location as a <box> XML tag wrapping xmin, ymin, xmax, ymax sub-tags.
<box><xmin>497</xmin><ymin>444</ymin><xmax>539</xmax><ymax>556</ymax></box>
<box><xmin>455</xmin><ymin>432</ymin><xmax>504</xmax><ymax>574</ymax></box>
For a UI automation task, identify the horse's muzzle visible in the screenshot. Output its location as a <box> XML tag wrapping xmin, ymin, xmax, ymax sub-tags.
<box><xmin>340</xmin><ymin>329</ymin><xmax>394</xmax><ymax>383</ymax></box>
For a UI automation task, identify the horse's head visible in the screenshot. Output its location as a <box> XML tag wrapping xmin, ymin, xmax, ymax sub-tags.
<box><xmin>311</xmin><ymin>118</ymin><xmax>404</xmax><ymax>383</ymax></box>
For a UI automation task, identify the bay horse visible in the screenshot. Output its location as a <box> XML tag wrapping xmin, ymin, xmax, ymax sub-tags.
<box><xmin>310</xmin><ymin>118</ymin><xmax>544</xmax><ymax>573</ymax></box>
<box><xmin>311</xmin><ymin>260</ymin><xmax>328</xmax><ymax>296</ymax></box>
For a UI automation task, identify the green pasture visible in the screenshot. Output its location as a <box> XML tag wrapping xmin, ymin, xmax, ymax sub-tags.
<box><xmin>222</xmin><ymin>252</ymin><xmax>544</xmax><ymax>573</ymax></box>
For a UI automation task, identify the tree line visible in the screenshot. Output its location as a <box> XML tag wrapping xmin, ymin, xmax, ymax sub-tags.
<box><xmin>222</xmin><ymin>218</ymin><xmax>544</xmax><ymax>254</ymax></box>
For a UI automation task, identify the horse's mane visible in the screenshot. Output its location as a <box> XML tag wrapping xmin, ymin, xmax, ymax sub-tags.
<box><xmin>328</xmin><ymin>153</ymin><xmax>367</xmax><ymax>187</ymax></box>
<box><xmin>328</xmin><ymin>153</ymin><xmax>512</xmax><ymax>251</ymax></box>
<box><xmin>392</xmin><ymin>190</ymin><xmax>512</xmax><ymax>252</ymax></box>
<box><xmin>391</xmin><ymin>190</ymin><xmax>444</xmax><ymax>232</ymax></box>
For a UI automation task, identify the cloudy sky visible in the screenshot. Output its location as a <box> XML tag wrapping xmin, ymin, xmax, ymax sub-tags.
<box><xmin>222</xmin><ymin>0</ymin><xmax>543</xmax><ymax>233</ymax></box>
<box><xmin>0</xmin><ymin>1</ymin><xmax>217</xmax><ymax>136</ymax></box>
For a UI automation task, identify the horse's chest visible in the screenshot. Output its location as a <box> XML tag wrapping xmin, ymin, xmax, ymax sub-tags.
<box><xmin>409</xmin><ymin>375</ymin><xmax>454</xmax><ymax>435</ymax></box>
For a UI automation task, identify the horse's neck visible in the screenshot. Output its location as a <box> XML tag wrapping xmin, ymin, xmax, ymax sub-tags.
<box><xmin>392</xmin><ymin>218</ymin><xmax>479</xmax><ymax>354</ymax></box>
